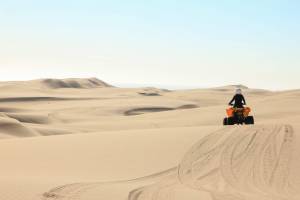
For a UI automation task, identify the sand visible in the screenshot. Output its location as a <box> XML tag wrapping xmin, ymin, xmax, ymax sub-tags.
<box><xmin>0</xmin><ymin>78</ymin><xmax>299</xmax><ymax>200</ymax></box>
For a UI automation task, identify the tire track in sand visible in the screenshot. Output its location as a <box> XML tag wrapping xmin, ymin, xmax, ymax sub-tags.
<box><xmin>41</xmin><ymin>125</ymin><xmax>297</xmax><ymax>200</ymax></box>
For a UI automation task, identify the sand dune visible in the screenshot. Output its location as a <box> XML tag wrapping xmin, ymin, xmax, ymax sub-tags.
<box><xmin>38</xmin><ymin>78</ymin><xmax>112</xmax><ymax>89</ymax></box>
<box><xmin>0</xmin><ymin>78</ymin><xmax>299</xmax><ymax>200</ymax></box>
<box><xmin>0</xmin><ymin>96</ymin><xmax>98</xmax><ymax>102</ymax></box>
<box><xmin>0</xmin><ymin>117</ymin><xmax>39</xmax><ymax>138</ymax></box>
<box><xmin>0</xmin><ymin>78</ymin><xmax>112</xmax><ymax>90</ymax></box>
<box><xmin>40</xmin><ymin>125</ymin><xmax>300</xmax><ymax>200</ymax></box>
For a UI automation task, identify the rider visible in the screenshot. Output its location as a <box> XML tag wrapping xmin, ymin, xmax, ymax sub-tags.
<box><xmin>228</xmin><ymin>88</ymin><xmax>246</xmax><ymax>108</ymax></box>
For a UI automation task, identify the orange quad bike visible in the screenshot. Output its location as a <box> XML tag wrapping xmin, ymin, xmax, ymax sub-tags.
<box><xmin>223</xmin><ymin>107</ymin><xmax>254</xmax><ymax>125</ymax></box>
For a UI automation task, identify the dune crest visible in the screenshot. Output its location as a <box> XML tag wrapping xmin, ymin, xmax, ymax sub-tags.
<box><xmin>36</xmin><ymin>78</ymin><xmax>112</xmax><ymax>89</ymax></box>
<box><xmin>0</xmin><ymin>78</ymin><xmax>112</xmax><ymax>90</ymax></box>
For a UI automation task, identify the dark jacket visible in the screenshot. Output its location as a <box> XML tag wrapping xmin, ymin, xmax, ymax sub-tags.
<box><xmin>229</xmin><ymin>94</ymin><xmax>246</xmax><ymax>108</ymax></box>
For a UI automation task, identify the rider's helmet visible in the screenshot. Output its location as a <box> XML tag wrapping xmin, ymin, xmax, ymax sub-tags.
<box><xmin>235</xmin><ymin>88</ymin><xmax>242</xmax><ymax>94</ymax></box>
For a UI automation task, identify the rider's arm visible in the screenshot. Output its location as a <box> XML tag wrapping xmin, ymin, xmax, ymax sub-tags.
<box><xmin>228</xmin><ymin>95</ymin><xmax>235</xmax><ymax>105</ymax></box>
<box><xmin>242</xmin><ymin>95</ymin><xmax>246</xmax><ymax>105</ymax></box>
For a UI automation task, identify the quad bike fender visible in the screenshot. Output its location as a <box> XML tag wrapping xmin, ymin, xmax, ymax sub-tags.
<box><xmin>243</xmin><ymin>107</ymin><xmax>251</xmax><ymax>117</ymax></box>
<box><xmin>226</xmin><ymin>107</ymin><xmax>251</xmax><ymax>117</ymax></box>
<box><xmin>226</xmin><ymin>108</ymin><xmax>234</xmax><ymax>117</ymax></box>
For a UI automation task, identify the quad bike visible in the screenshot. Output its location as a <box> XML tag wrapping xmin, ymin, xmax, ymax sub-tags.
<box><xmin>223</xmin><ymin>107</ymin><xmax>254</xmax><ymax>125</ymax></box>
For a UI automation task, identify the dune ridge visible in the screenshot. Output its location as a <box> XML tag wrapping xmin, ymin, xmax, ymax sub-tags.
<box><xmin>39</xmin><ymin>78</ymin><xmax>112</xmax><ymax>89</ymax></box>
<box><xmin>0</xmin><ymin>78</ymin><xmax>112</xmax><ymax>90</ymax></box>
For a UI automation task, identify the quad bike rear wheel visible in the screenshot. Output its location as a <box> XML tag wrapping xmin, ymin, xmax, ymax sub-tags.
<box><xmin>223</xmin><ymin>117</ymin><xmax>235</xmax><ymax>125</ymax></box>
<box><xmin>245</xmin><ymin>116</ymin><xmax>254</xmax><ymax>125</ymax></box>
<box><xmin>223</xmin><ymin>118</ymin><xmax>227</xmax><ymax>125</ymax></box>
<box><xmin>227</xmin><ymin>117</ymin><xmax>235</xmax><ymax>125</ymax></box>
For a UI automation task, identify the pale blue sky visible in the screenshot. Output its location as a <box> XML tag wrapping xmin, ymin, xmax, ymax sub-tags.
<box><xmin>0</xmin><ymin>0</ymin><xmax>299</xmax><ymax>90</ymax></box>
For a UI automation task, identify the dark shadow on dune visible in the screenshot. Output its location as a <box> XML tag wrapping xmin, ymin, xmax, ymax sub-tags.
<box><xmin>42</xmin><ymin>78</ymin><xmax>113</xmax><ymax>89</ymax></box>
<box><xmin>0</xmin><ymin>120</ymin><xmax>39</xmax><ymax>137</ymax></box>
<box><xmin>138</xmin><ymin>92</ymin><xmax>161</xmax><ymax>96</ymax></box>
<box><xmin>0</xmin><ymin>107</ymin><xmax>25</xmax><ymax>113</ymax></box>
<box><xmin>0</xmin><ymin>97</ymin><xmax>96</xmax><ymax>102</ymax></box>
<box><xmin>124</xmin><ymin>107</ymin><xmax>174</xmax><ymax>116</ymax></box>
<box><xmin>177</xmin><ymin>104</ymin><xmax>198</xmax><ymax>109</ymax></box>
<box><xmin>6</xmin><ymin>114</ymin><xmax>50</xmax><ymax>124</ymax></box>
<box><xmin>138</xmin><ymin>87</ymin><xmax>172</xmax><ymax>97</ymax></box>
<box><xmin>34</xmin><ymin>128</ymin><xmax>74</xmax><ymax>136</ymax></box>
<box><xmin>88</xmin><ymin>78</ymin><xmax>111</xmax><ymax>87</ymax></box>
<box><xmin>43</xmin><ymin>79</ymin><xmax>82</xmax><ymax>89</ymax></box>
<box><xmin>124</xmin><ymin>104</ymin><xmax>198</xmax><ymax>116</ymax></box>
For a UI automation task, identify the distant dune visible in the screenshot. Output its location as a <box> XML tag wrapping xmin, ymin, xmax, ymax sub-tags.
<box><xmin>0</xmin><ymin>77</ymin><xmax>112</xmax><ymax>90</ymax></box>
<box><xmin>0</xmin><ymin>78</ymin><xmax>299</xmax><ymax>200</ymax></box>
<box><xmin>37</xmin><ymin>78</ymin><xmax>112</xmax><ymax>89</ymax></box>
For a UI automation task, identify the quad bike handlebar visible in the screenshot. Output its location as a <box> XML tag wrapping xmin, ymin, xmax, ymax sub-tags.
<box><xmin>228</xmin><ymin>103</ymin><xmax>246</xmax><ymax>106</ymax></box>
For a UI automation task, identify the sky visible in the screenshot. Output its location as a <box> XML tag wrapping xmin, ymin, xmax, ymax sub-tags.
<box><xmin>0</xmin><ymin>0</ymin><xmax>299</xmax><ymax>90</ymax></box>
